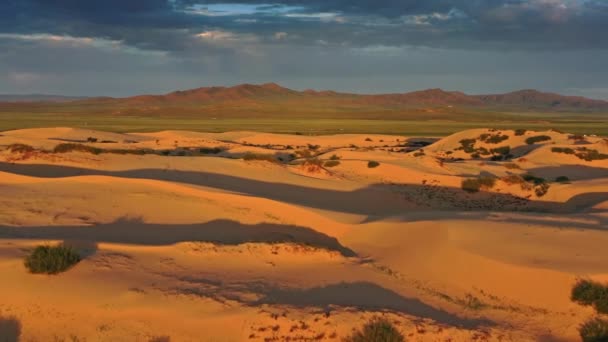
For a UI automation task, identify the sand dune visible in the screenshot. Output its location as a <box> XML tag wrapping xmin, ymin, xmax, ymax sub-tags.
<box><xmin>1</xmin><ymin>127</ymin><xmax>607</xmax><ymax>341</ymax></box>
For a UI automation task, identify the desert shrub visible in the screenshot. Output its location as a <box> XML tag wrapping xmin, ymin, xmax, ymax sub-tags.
<box><xmin>580</xmin><ymin>318</ymin><xmax>608</xmax><ymax>342</ymax></box>
<box><xmin>295</xmin><ymin>149</ymin><xmax>313</xmax><ymax>159</ymax></box>
<box><xmin>199</xmin><ymin>147</ymin><xmax>222</xmax><ymax>154</ymax></box>
<box><xmin>86</xmin><ymin>137</ymin><xmax>98</xmax><ymax>143</ymax></box>
<box><xmin>307</xmin><ymin>144</ymin><xmax>320</xmax><ymax>151</ymax></box>
<box><xmin>324</xmin><ymin>160</ymin><xmax>341</xmax><ymax>168</ymax></box>
<box><xmin>471</xmin><ymin>153</ymin><xmax>481</xmax><ymax>159</ymax></box>
<box><xmin>344</xmin><ymin>318</ymin><xmax>405</xmax><ymax>342</ymax></box>
<box><xmin>484</xmin><ymin>134</ymin><xmax>509</xmax><ymax>144</ymax></box>
<box><xmin>462</xmin><ymin>177</ymin><xmax>496</xmax><ymax>193</ymax></box>
<box><xmin>7</xmin><ymin>143</ymin><xmax>35</xmax><ymax>153</ymax></box>
<box><xmin>575</xmin><ymin>148</ymin><xmax>608</xmax><ymax>162</ymax></box>
<box><xmin>525</xmin><ymin>135</ymin><xmax>552</xmax><ymax>145</ymax></box>
<box><xmin>502</xmin><ymin>174</ymin><xmax>525</xmax><ymax>185</ymax></box>
<box><xmin>413</xmin><ymin>151</ymin><xmax>425</xmax><ymax>157</ymax></box>
<box><xmin>365</xmin><ymin>137</ymin><xmax>373</xmax><ymax>142</ymax></box>
<box><xmin>107</xmin><ymin>148</ymin><xmax>149</xmax><ymax>155</ymax></box>
<box><xmin>504</xmin><ymin>162</ymin><xmax>521</xmax><ymax>170</ymax></box>
<box><xmin>535</xmin><ymin>183</ymin><xmax>550</xmax><ymax>197</ymax></box>
<box><xmin>329</xmin><ymin>154</ymin><xmax>341</xmax><ymax>160</ymax></box>
<box><xmin>514</xmin><ymin>129</ymin><xmax>527</xmax><ymax>136</ymax></box>
<box><xmin>160</xmin><ymin>150</ymin><xmax>171</xmax><ymax>156</ymax></box>
<box><xmin>368</xmin><ymin>161</ymin><xmax>380</xmax><ymax>168</ymax></box>
<box><xmin>458</xmin><ymin>139</ymin><xmax>477</xmax><ymax>153</ymax></box>
<box><xmin>491</xmin><ymin>146</ymin><xmax>511</xmax><ymax>155</ymax></box>
<box><xmin>242</xmin><ymin>153</ymin><xmax>278</xmax><ymax>163</ymax></box>
<box><xmin>572</xmin><ymin>279</ymin><xmax>608</xmax><ymax>314</ymax></box>
<box><xmin>53</xmin><ymin>143</ymin><xmax>103</xmax><ymax>154</ymax></box>
<box><xmin>555</xmin><ymin>176</ymin><xmax>570</xmax><ymax>183</ymax></box>
<box><xmin>552</xmin><ymin>147</ymin><xmax>576</xmax><ymax>155</ymax></box>
<box><xmin>569</xmin><ymin>135</ymin><xmax>586</xmax><ymax>141</ymax></box>
<box><xmin>24</xmin><ymin>244</ymin><xmax>81</xmax><ymax>274</ymax></box>
<box><xmin>522</xmin><ymin>174</ymin><xmax>546</xmax><ymax>185</ymax></box>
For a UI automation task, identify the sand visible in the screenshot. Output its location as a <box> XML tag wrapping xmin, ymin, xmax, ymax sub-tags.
<box><xmin>0</xmin><ymin>127</ymin><xmax>607</xmax><ymax>341</ymax></box>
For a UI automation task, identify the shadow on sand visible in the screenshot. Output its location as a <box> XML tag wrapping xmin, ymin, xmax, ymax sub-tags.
<box><xmin>0</xmin><ymin>218</ymin><xmax>356</xmax><ymax>257</ymax></box>
<box><xmin>0</xmin><ymin>316</ymin><xmax>21</xmax><ymax>342</ymax></box>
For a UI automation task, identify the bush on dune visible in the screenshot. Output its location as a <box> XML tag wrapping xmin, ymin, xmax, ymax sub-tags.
<box><xmin>242</xmin><ymin>153</ymin><xmax>279</xmax><ymax>163</ymax></box>
<box><xmin>580</xmin><ymin>318</ymin><xmax>608</xmax><ymax>342</ymax></box>
<box><xmin>525</xmin><ymin>135</ymin><xmax>552</xmax><ymax>145</ymax></box>
<box><xmin>7</xmin><ymin>143</ymin><xmax>35</xmax><ymax>153</ymax></box>
<box><xmin>368</xmin><ymin>161</ymin><xmax>380</xmax><ymax>168</ymax></box>
<box><xmin>53</xmin><ymin>143</ymin><xmax>103</xmax><ymax>155</ymax></box>
<box><xmin>572</xmin><ymin>279</ymin><xmax>608</xmax><ymax>314</ymax></box>
<box><xmin>324</xmin><ymin>160</ymin><xmax>341</xmax><ymax>168</ymax></box>
<box><xmin>24</xmin><ymin>244</ymin><xmax>81</xmax><ymax>274</ymax></box>
<box><xmin>461</xmin><ymin>176</ymin><xmax>496</xmax><ymax>193</ymax></box>
<box><xmin>344</xmin><ymin>318</ymin><xmax>405</xmax><ymax>342</ymax></box>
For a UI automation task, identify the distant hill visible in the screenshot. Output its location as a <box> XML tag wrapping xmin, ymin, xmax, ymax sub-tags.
<box><xmin>77</xmin><ymin>83</ymin><xmax>607</xmax><ymax>110</ymax></box>
<box><xmin>1</xmin><ymin>84</ymin><xmax>607</xmax><ymax>121</ymax></box>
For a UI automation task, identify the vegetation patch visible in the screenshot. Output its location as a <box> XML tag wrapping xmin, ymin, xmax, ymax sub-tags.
<box><xmin>53</xmin><ymin>143</ymin><xmax>103</xmax><ymax>154</ymax></box>
<box><xmin>344</xmin><ymin>318</ymin><xmax>404</xmax><ymax>342</ymax></box>
<box><xmin>24</xmin><ymin>244</ymin><xmax>81</xmax><ymax>274</ymax></box>
<box><xmin>7</xmin><ymin>143</ymin><xmax>35</xmax><ymax>153</ymax></box>
<box><xmin>368</xmin><ymin>161</ymin><xmax>380</xmax><ymax>168</ymax></box>
<box><xmin>525</xmin><ymin>135</ymin><xmax>552</xmax><ymax>145</ymax></box>
<box><xmin>482</xmin><ymin>134</ymin><xmax>509</xmax><ymax>144</ymax></box>
<box><xmin>580</xmin><ymin>318</ymin><xmax>608</xmax><ymax>342</ymax></box>
<box><xmin>552</xmin><ymin>147</ymin><xmax>576</xmax><ymax>155</ymax></box>
<box><xmin>572</xmin><ymin>279</ymin><xmax>608</xmax><ymax>314</ymax></box>
<box><xmin>199</xmin><ymin>147</ymin><xmax>222</xmax><ymax>154</ymax></box>
<box><xmin>514</xmin><ymin>129</ymin><xmax>527</xmax><ymax>136</ymax></box>
<box><xmin>555</xmin><ymin>176</ymin><xmax>570</xmax><ymax>183</ymax></box>
<box><xmin>242</xmin><ymin>153</ymin><xmax>279</xmax><ymax>163</ymax></box>
<box><xmin>324</xmin><ymin>160</ymin><xmax>341</xmax><ymax>168</ymax></box>
<box><xmin>462</xmin><ymin>176</ymin><xmax>496</xmax><ymax>193</ymax></box>
<box><xmin>574</xmin><ymin>148</ymin><xmax>608</xmax><ymax>162</ymax></box>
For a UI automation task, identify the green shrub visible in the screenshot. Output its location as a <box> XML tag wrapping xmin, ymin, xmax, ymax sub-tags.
<box><xmin>555</xmin><ymin>176</ymin><xmax>570</xmax><ymax>183</ymax></box>
<box><xmin>522</xmin><ymin>174</ymin><xmax>546</xmax><ymax>185</ymax></box>
<box><xmin>575</xmin><ymin>148</ymin><xmax>608</xmax><ymax>162</ymax></box>
<box><xmin>491</xmin><ymin>146</ymin><xmax>511</xmax><ymax>155</ymax></box>
<box><xmin>514</xmin><ymin>129</ymin><xmax>527</xmax><ymax>136</ymax></box>
<box><xmin>53</xmin><ymin>143</ymin><xmax>103</xmax><ymax>155</ymax></box>
<box><xmin>458</xmin><ymin>139</ymin><xmax>477</xmax><ymax>153</ymax></box>
<box><xmin>572</xmin><ymin>279</ymin><xmax>608</xmax><ymax>314</ymax></box>
<box><xmin>525</xmin><ymin>135</ymin><xmax>552</xmax><ymax>145</ymax></box>
<box><xmin>368</xmin><ymin>161</ymin><xmax>380</xmax><ymax>168</ymax></box>
<box><xmin>580</xmin><ymin>318</ymin><xmax>608</xmax><ymax>342</ymax></box>
<box><xmin>324</xmin><ymin>160</ymin><xmax>341</xmax><ymax>168</ymax></box>
<box><xmin>7</xmin><ymin>143</ymin><xmax>36</xmax><ymax>153</ymax></box>
<box><xmin>344</xmin><ymin>318</ymin><xmax>405</xmax><ymax>342</ymax></box>
<box><xmin>24</xmin><ymin>244</ymin><xmax>81</xmax><ymax>274</ymax></box>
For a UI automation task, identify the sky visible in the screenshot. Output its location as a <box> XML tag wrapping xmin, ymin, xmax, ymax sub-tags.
<box><xmin>1</xmin><ymin>0</ymin><xmax>607</xmax><ymax>98</ymax></box>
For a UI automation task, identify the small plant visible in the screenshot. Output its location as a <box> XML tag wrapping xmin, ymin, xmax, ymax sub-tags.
<box><xmin>7</xmin><ymin>143</ymin><xmax>35</xmax><ymax>153</ymax></box>
<box><xmin>368</xmin><ymin>161</ymin><xmax>380</xmax><ymax>168</ymax></box>
<box><xmin>324</xmin><ymin>160</ymin><xmax>341</xmax><ymax>168</ymax></box>
<box><xmin>329</xmin><ymin>154</ymin><xmax>341</xmax><ymax>160</ymax></box>
<box><xmin>572</xmin><ymin>279</ymin><xmax>608</xmax><ymax>314</ymax></box>
<box><xmin>579</xmin><ymin>318</ymin><xmax>608</xmax><ymax>342</ymax></box>
<box><xmin>413</xmin><ymin>151</ymin><xmax>425</xmax><ymax>157</ymax></box>
<box><xmin>514</xmin><ymin>129</ymin><xmax>527</xmax><ymax>136</ymax></box>
<box><xmin>365</xmin><ymin>137</ymin><xmax>373</xmax><ymax>142</ymax></box>
<box><xmin>525</xmin><ymin>135</ymin><xmax>551</xmax><ymax>145</ymax></box>
<box><xmin>86</xmin><ymin>137</ymin><xmax>98</xmax><ymax>143</ymax></box>
<box><xmin>24</xmin><ymin>244</ymin><xmax>81</xmax><ymax>274</ymax></box>
<box><xmin>344</xmin><ymin>317</ymin><xmax>405</xmax><ymax>342</ymax></box>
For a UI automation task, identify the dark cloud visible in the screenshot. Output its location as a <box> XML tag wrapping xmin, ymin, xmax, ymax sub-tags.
<box><xmin>0</xmin><ymin>0</ymin><xmax>607</xmax><ymax>97</ymax></box>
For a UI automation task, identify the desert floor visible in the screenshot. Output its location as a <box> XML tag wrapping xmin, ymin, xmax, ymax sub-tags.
<box><xmin>0</xmin><ymin>127</ymin><xmax>607</xmax><ymax>341</ymax></box>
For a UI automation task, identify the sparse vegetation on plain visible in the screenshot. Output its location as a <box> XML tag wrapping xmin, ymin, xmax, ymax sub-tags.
<box><xmin>24</xmin><ymin>244</ymin><xmax>81</xmax><ymax>274</ymax></box>
<box><xmin>344</xmin><ymin>318</ymin><xmax>405</xmax><ymax>342</ymax></box>
<box><xmin>514</xmin><ymin>129</ymin><xmax>527</xmax><ymax>136</ymax></box>
<box><xmin>368</xmin><ymin>161</ymin><xmax>380</xmax><ymax>168</ymax></box>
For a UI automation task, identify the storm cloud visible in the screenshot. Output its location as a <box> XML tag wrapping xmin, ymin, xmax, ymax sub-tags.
<box><xmin>0</xmin><ymin>0</ymin><xmax>607</xmax><ymax>97</ymax></box>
